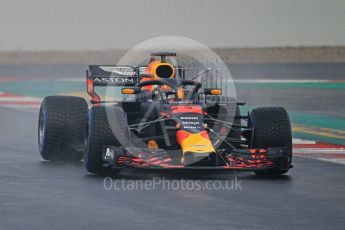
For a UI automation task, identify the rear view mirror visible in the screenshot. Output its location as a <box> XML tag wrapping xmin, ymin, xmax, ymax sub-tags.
<box><xmin>121</xmin><ymin>87</ymin><xmax>141</xmax><ymax>94</ymax></box>
<box><xmin>204</xmin><ymin>88</ymin><xmax>222</xmax><ymax>95</ymax></box>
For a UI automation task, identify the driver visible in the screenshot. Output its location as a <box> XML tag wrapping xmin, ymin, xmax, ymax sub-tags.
<box><xmin>140</xmin><ymin>58</ymin><xmax>176</xmax><ymax>99</ymax></box>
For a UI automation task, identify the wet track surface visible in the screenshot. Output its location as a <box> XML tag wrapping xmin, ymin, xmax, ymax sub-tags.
<box><xmin>0</xmin><ymin>63</ymin><xmax>345</xmax><ymax>229</ymax></box>
<box><xmin>0</xmin><ymin>106</ymin><xmax>345</xmax><ymax>230</ymax></box>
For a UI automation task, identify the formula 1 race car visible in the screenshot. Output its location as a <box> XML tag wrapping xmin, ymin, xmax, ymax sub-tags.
<box><xmin>38</xmin><ymin>52</ymin><xmax>293</xmax><ymax>175</ymax></box>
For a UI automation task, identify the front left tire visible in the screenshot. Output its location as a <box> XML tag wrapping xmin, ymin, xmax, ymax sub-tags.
<box><xmin>38</xmin><ymin>96</ymin><xmax>88</xmax><ymax>161</ymax></box>
<box><xmin>249</xmin><ymin>106</ymin><xmax>292</xmax><ymax>175</ymax></box>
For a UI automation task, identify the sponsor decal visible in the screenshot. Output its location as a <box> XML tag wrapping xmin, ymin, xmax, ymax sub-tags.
<box><xmin>99</xmin><ymin>66</ymin><xmax>137</xmax><ymax>76</ymax></box>
<box><xmin>138</xmin><ymin>66</ymin><xmax>148</xmax><ymax>75</ymax></box>
<box><xmin>179</xmin><ymin>115</ymin><xmax>204</xmax><ymax>131</ymax></box>
<box><xmin>93</xmin><ymin>77</ymin><xmax>138</xmax><ymax>86</ymax></box>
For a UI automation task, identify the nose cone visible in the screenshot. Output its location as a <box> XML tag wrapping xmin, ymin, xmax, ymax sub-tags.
<box><xmin>176</xmin><ymin>130</ymin><xmax>216</xmax><ymax>164</ymax></box>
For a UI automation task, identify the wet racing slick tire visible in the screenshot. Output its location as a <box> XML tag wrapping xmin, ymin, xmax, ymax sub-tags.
<box><xmin>249</xmin><ymin>107</ymin><xmax>292</xmax><ymax>176</ymax></box>
<box><xmin>84</xmin><ymin>106</ymin><xmax>129</xmax><ymax>174</ymax></box>
<box><xmin>38</xmin><ymin>96</ymin><xmax>88</xmax><ymax>162</ymax></box>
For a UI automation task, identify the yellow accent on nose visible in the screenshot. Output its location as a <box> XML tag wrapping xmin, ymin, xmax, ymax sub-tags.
<box><xmin>179</xmin><ymin>132</ymin><xmax>215</xmax><ymax>154</ymax></box>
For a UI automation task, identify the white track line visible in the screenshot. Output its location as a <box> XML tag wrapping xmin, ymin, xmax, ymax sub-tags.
<box><xmin>317</xmin><ymin>158</ymin><xmax>345</xmax><ymax>165</ymax></box>
<box><xmin>294</xmin><ymin>149</ymin><xmax>345</xmax><ymax>154</ymax></box>
<box><xmin>292</xmin><ymin>138</ymin><xmax>316</xmax><ymax>144</ymax></box>
<box><xmin>0</xmin><ymin>97</ymin><xmax>41</xmax><ymax>102</ymax></box>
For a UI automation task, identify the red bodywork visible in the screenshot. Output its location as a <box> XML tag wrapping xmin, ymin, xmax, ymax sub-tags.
<box><xmin>113</xmin><ymin>147</ymin><xmax>274</xmax><ymax>170</ymax></box>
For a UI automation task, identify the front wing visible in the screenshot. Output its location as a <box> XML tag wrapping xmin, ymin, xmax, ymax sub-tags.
<box><xmin>102</xmin><ymin>146</ymin><xmax>292</xmax><ymax>172</ymax></box>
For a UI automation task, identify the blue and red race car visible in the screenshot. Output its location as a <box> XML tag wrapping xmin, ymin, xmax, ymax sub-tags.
<box><xmin>38</xmin><ymin>52</ymin><xmax>293</xmax><ymax>175</ymax></box>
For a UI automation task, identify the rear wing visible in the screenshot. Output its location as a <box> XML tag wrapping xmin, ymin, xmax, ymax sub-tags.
<box><xmin>87</xmin><ymin>65</ymin><xmax>147</xmax><ymax>103</ymax></box>
<box><xmin>86</xmin><ymin>64</ymin><xmax>183</xmax><ymax>103</ymax></box>
<box><xmin>87</xmin><ymin>65</ymin><xmax>143</xmax><ymax>86</ymax></box>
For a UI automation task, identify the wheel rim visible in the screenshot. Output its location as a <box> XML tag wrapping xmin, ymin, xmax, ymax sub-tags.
<box><xmin>84</xmin><ymin>110</ymin><xmax>91</xmax><ymax>162</ymax></box>
<box><xmin>38</xmin><ymin>109</ymin><xmax>46</xmax><ymax>150</ymax></box>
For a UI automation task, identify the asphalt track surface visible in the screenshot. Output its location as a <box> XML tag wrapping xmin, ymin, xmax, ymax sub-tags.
<box><xmin>0</xmin><ymin>63</ymin><xmax>345</xmax><ymax>230</ymax></box>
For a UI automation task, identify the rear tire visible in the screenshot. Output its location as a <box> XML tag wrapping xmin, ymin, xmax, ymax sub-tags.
<box><xmin>84</xmin><ymin>106</ymin><xmax>129</xmax><ymax>174</ymax></box>
<box><xmin>249</xmin><ymin>107</ymin><xmax>292</xmax><ymax>175</ymax></box>
<box><xmin>38</xmin><ymin>96</ymin><xmax>88</xmax><ymax>161</ymax></box>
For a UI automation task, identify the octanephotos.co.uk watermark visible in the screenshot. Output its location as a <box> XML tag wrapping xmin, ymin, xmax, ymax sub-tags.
<box><xmin>103</xmin><ymin>177</ymin><xmax>243</xmax><ymax>191</ymax></box>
